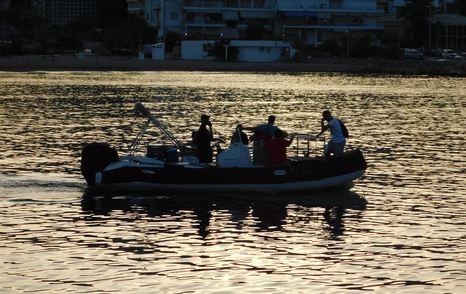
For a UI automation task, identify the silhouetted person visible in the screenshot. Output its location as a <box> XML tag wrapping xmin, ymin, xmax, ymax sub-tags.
<box><xmin>247</xmin><ymin>115</ymin><xmax>281</xmax><ymax>165</ymax></box>
<box><xmin>197</xmin><ymin>114</ymin><xmax>213</xmax><ymax>163</ymax></box>
<box><xmin>317</xmin><ymin>110</ymin><xmax>346</xmax><ymax>157</ymax></box>
<box><xmin>230</xmin><ymin>124</ymin><xmax>249</xmax><ymax>145</ymax></box>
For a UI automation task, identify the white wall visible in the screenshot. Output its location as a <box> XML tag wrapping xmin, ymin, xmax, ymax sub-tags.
<box><xmin>237</xmin><ymin>46</ymin><xmax>282</xmax><ymax>62</ymax></box>
<box><xmin>181</xmin><ymin>40</ymin><xmax>215</xmax><ymax>60</ymax></box>
<box><xmin>181</xmin><ymin>40</ymin><xmax>291</xmax><ymax>62</ymax></box>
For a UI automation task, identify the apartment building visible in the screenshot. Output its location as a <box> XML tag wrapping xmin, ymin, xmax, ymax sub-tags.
<box><xmin>139</xmin><ymin>0</ymin><xmax>184</xmax><ymax>40</ymax></box>
<box><xmin>135</xmin><ymin>0</ymin><xmax>466</xmax><ymax>49</ymax></box>
<box><xmin>277</xmin><ymin>0</ymin><xmax>387</xmax><ymax>47</ymax></box>
<box><xmin>127</xmin><ymin>0</ymin><xmax>145</xmax><ymax>16</ymax></box>
<box><xmin>46</xmin><ymin>0</ymin><xmax>97</xmax><ymax>27</ymax></box>
<box><xmin>182</xmin><ymin>0</ymin><xmax>276</xmax><ymax>39</ymax></box>
<box><xmin>138</xmin><ymin>1</ymin><xmax>394</xmax><ymax>44</ymax></box>
<box><xmin>0</xmin><ymin>0</ymin><xmax>12</xmax><ymax>11</ymax></box>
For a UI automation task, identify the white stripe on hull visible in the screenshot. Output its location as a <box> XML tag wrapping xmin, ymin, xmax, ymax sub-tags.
<box><xmin>97</xmin><ymin>170</ymin><xmax>365</xmax><ymax>193</ymax></box>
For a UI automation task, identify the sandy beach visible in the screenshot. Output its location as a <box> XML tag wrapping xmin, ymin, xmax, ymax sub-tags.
<box><xmin>0</xmin><ymin>54</ymin><xmax>465</xmax><ymax>75</ymax></box>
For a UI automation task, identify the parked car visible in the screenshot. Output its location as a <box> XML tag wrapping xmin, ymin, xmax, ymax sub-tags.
<box><xmin>441</xmin><ymin>49</ymin><xmax>460</xmax><ymax>59</ymax></box>
<box><xmin>404</xmin><ymin>48</ymin><xmax>424</xmax><ymax>60</ymax></box>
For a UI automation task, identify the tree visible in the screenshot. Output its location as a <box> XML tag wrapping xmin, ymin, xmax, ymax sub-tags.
<box><xmin>212</xmin><ymin>41</ymin><xmax>238</xmax><ymax>61</ymax></box>
<box><xmin>460</xmin><ymin>0</ymin><xmax>466</xmax><ymax>16</ymax></box>
<box><xmin>97</xmin><ymin>0</ymin><xmax>128</xmax><ymax>27</ymax></box>
<box><xmin>398</xmin><ymin>0</ymin><xmax>431</xmax><ymax>47</ymax></box>
<box><xmin>5</xmin><ymin>0</ymin><xmax>49</xmax><ymax>52</ymax></box>
<box><xmin>320</xmin><ymin>39</ymin><xmax>340</xmax><ymax>57</ymax></box>
<box><xmin>351</xmin><ymin>33</ymin><xmax>374</xmax><ymax>58</ymax></box>
<box><xmin>62</xmin><ymin>17</ymin><xmax>98</xmax><ymax>50</ymax></box>
<box><xmin>164</xmin><ymin>31</ymin><xmax>182</xmax><ymax>52</ymax></box>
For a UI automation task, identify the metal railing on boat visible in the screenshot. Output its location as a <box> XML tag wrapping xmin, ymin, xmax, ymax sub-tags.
<box><xmin>291</xmin><ymin>134</ymin><xmax>326</xmax><ymax>159</ymax></box>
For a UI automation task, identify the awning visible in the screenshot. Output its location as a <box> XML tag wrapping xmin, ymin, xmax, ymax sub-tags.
<box><xmin>282</xmin><ymin>11</ymin><xmax>317</xmax><ymax>17</ymax></box>
<box><xmin>223</xmin><ymin>11</ymin><xmax>239</xmax><ymax>21</ymax></box>
<box><xmin>240</xmin><ymin>11</ymin><xmax>275</xmax><ymax>19</ymax></box>
<box><xmin>435</xmin><ymin>14</ymin><xmax>466</xmax><ymax>26</ymax></box>
<box><xmin>317</xmin><ymin>13</ymin><xmax>331</xmax><ymax>19</ymax></box>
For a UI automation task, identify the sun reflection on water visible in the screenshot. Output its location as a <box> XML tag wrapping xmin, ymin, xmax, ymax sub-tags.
<box><xmin>0</xmin><ymin>71</ymin><xmax>465</xmax><ymax>293</ymax></box>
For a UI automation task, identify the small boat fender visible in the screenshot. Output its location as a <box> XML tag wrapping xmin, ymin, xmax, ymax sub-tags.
<box><xmin>273</xmin><ymin>170</ymin><xmax>287</xmax><ymax>176</ymax></box>
<box><xmin>95</xmin><ymin>172</ymin><xmax>103</xmax><ymax>185</ymax></box>
<box><xmin>142</xmin><ymin>170</ymin><xmax>156</xmax><ymax>175</ymax></box>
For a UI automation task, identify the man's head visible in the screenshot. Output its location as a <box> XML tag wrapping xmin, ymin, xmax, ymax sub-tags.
<box><xmin>201</xmin><ymin>114</ymin><xmax>210</xmax><ymax>124</ymax></box>
<box><xmin>322</xmin><ymin>110</ymin><xmax>332</xmax><ymax>122</ymax></box>
<box><xmin>268</xmin><ymin>115</ymin><xmax>276</xmax><ymax>125</ymax></box>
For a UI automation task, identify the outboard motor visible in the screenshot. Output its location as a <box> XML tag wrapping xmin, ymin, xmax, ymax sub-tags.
<box><xmin>81</xmin><ymin>142</ymin><xmax>119</xmax><ymax>186</ymax></box>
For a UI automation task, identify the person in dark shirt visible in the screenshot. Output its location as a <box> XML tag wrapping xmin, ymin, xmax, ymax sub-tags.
<box><xmin>246</xmin><ymin>115</ymin><xmax>281</xmax><ymax>165</ymax></box>
<box><xmin>264</xmin><ymin>130</ymin><xmax>295</xmax><ymax>166</ymax></box>
<box><xmin>230</xmin><ymin>124</ymin><xmax>249</xmax><ymax>145</ymax></box>
<box><xmin>197</xmin><ymin>114</ymin><xmax>213</xmax><ymax>163</ymax></box>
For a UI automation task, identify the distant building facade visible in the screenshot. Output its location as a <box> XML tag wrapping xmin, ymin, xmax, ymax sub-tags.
<box><xmin>0</xmin><ymin>0</ymin><xmax>13</xmax><ymax>11</ymax></box>
<box><xmin>46</xmin><ymin>0</ymin><xmax>97</xmax><ymax>27</ymax></box>
<box><xmin>127</xmin><ymin>0</ymin><xmax>145</xmax><ymax>16</ymax></box>
<box><xmin>129</xmin><ymin>0</ymin><xmax>465</xmax><ymax>50</ymax></box>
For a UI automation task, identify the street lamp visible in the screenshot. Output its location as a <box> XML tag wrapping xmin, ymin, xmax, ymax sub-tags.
<box><xmin>426</xmin><ymin>5</ymin><xmax>432</xmax><ymax>52</ymax></box>
<box><xmin>345</xmin><ymin>30</ymin><xmax>350</xmax><ymax>57</ymax></box>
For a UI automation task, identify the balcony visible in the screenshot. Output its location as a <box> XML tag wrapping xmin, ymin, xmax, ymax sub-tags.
<box><xmin>278</xmin><ymin>0</ymin><xmax>384</xmax><ymax>14</ymax></box>
<box><xmin>282</xmin><ymin>12</ymin><xmax>383</xmax><ymax>31</ymax></box>
<box><xmin>283</xmin><ymin>21</ymin><xmax>384</xmax><ymax>31</ymax></box>
<box><xmin>127</xmin><ymin>3</ymin><xmax>144</xmax><ymax>14</ymax></box>
<box><xmin>184</xmin><ymin>0</ymin><xmax>275</xmax><ymax>10</ymax></box>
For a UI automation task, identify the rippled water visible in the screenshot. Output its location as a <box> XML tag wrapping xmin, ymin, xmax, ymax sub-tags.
<box><xmin>0</xmin><ymin>71</ymin><xmax>465</xmax><ymax>293</ymax></box>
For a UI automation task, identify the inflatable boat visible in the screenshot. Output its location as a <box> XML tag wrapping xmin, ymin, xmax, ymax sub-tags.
<box><xmin>81</xmin><ymin>103</ymin><xmax>367</xmax><ymax>193</ymax></box>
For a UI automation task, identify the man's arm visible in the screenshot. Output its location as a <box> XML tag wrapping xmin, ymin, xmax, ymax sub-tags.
<box><xmin>316</xmin><ymin>119</ymin><xmax>329</xmax><ymax>136</ymax></box>
<box><xmin>207</xmin><ymin>122</ymin><xmax>213</xmax><ymax>140</ymax></box>
<box><xmin>286</xmin><ymin>134</ymin><xmax>296</xmax><ymax>146</ymax></box>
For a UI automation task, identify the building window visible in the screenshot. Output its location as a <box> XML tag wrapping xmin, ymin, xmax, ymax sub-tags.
<box><xmin>171</xmin><ymin>12</ymin><xmax>178</xmax><ymax>20</ymax></box>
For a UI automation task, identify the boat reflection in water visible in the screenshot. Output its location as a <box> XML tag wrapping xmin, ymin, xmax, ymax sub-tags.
<box><xmin>81</xmin><ymin>189</ymin><xmax>367</xmax><ymax>241</ymax></box>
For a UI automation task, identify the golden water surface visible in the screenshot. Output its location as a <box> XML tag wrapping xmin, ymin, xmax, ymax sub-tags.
<box><xmin>0</xmin><ymin>71</ymin><xmax>465</xmax><ymax>293</ymax></box>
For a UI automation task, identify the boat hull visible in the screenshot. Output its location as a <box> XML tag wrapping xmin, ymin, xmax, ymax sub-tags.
<box><xmin>96</xmin><ymin>170</ymin><xmax>364</xmax><ymax>193</ymax></box>
<box><xmin>86</xmin><ymin>149</ymin><xmax>367</xmax><ymax>193</ymax></box>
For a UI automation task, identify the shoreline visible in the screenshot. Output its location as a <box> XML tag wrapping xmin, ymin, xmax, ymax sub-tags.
<box><xmin>1</xmin><ymin>54</ymin><xmax>465</xmax><ymax>76</ymax></box>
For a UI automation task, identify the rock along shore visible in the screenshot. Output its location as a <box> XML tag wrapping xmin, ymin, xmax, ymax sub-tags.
<box><xmin>0</xmin><ymin>54</ymin><xmax>465</xmax><ymax>76</ymax></box>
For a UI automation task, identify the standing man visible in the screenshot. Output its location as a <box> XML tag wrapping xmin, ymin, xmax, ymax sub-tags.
<box><xmin>255</xmin><ymin>115</ymin><xmax>280</xmax><ymax>138</ymax></box>
<box><xmin>197</xmin><ymin>114</ymin><xmax>213</xmax><ymax>163</ymax></box>
<box><xmin>317</xmin><ymin>110</ymin><xmax>347</xmax><ymax>157</ymax></box>
<box><xmin>246</xmin><ymin>115</ymin><xmax>282</xmax><ymax>165</ymax></box>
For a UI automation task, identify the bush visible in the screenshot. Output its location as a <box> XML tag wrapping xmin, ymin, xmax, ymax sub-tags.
<box><xmin>212</xmin><ymin>41</ymin><xmax>238</xmax><ymax>61</ymax></box>
<box><xmin>383</xmin><ymin>43</ymin><xmax>402</xmax><ymax>59</ymax></box>
<box><xmin>320</xmin><ymin>39</ymin><xmax>340</xmax><ymax>57</ymax></box>
<box><xmin>165</xmin><ymin>31</ymin><xmax>182</xmax><ymax>52</ymax></box>
<box><xmin>351</xmin><ymin>33</ymin><xmax>375</xmax><ymax>58</ymax></box>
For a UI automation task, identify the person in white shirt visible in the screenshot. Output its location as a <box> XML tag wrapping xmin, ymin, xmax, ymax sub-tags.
<box><xmin>316</xmin><ymin>110</ymin><xmax>346</xmax><ymax>157</ymax></box>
